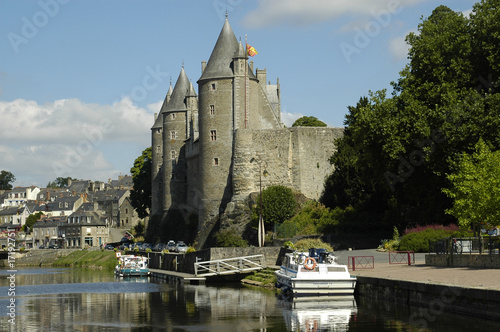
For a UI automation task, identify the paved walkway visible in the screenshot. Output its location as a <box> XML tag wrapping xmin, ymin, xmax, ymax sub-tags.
<box><xmin>335</xmin><ymin>249</ymin><xmax>500</xmax><ymax>290</ymax></box>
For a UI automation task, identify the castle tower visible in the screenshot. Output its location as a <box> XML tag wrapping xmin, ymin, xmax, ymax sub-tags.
<box><xmin>162</xmin><ymin>67</ymin><xmax>192</xmax><ymax>212</ymax></box>
<box><xmin>197</xmin><ymin>17</ymin><xmax>242</xmax><ymax>226</ymax></box>
<box><xmin>151</xmin><ymin>82</ymin><xmax>173</xmax><ymax>217</ymax></box>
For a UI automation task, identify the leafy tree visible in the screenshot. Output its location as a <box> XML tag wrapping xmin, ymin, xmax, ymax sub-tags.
<box><xmin>46</xmin><ymin>177</ymin><xmax>78</xmax><ymax>188</ymax></box>
<box><xmin>130</xmin><ymin>147</ymin><xmax>152</xmax><ymax>219</ymax></box>
<box><xmin>443</xmin><ymin>139</ymin><xmax>500</xmax><ymax>229</ymax></box>
<box><xmin>0</xmin><ymin>170</ymin><xmax>15</xmax><ymax>190</ymax></box>
<box><xmin>322</xmin><ymin>1</ymin><xmax>500</xmax><ymax>231</ymax></box>
<box><xmin>292</xmin><ymin>116</ymin><xmax>327</xmax><ymax>127</ymax></box>
<box><xmin>23</xmin><ymin>212</ymin><xmax>44</xmax><ymax>233</ymax></box>
<box><xmin>255</xmin><ymin>185</ymin><xmax>296</xmax><ymax>230</ymax></box>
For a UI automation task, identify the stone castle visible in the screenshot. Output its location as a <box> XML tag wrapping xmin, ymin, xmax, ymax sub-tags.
<box><xmin>150</xmin><ymin>18</ymin><xmax>343</xmax><ymax>248</ymax></box>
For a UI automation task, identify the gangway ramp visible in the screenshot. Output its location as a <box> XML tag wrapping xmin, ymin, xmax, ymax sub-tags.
<box><xmin>194</xmin><ymin>254</ymin><xmax>265</xmax><ymax>277</ymax></box>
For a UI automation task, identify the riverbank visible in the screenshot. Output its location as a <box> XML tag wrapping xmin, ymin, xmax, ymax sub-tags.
<box><xmin>1</xmin><ymin>248</ymin><xmax>117</xmax><ymax>269</ymax></box>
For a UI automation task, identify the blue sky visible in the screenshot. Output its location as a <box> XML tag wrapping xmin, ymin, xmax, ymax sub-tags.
<box><xmin>0</xmin><ymin>0</ymin><xmax>476</xmax><ymax>188</ymax></box>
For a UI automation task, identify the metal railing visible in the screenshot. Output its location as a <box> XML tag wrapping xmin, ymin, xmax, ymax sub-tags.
<box><xmin>429</xmin><ymin>237</ymin><xmax>500</xmax><ymax>255</ymax></box>
<box><xmin>347</xmin><ymin>256</ymin><xmax>374</xmax><ymax>271</ymax></box>
<box><xmin>389</xmin><ymin>251</ymin><xmax>415</xmax><ymax>265</ymax></box>
<box><xmin>194</xmin><ymin>254</ymin><xmax>265</xmax><ymax>277</ymax></box>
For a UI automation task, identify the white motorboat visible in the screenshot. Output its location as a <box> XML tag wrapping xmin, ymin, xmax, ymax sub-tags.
<box><xmin>275</xmin><ymin>248</ymin><xmax>357</xmax><ymax>297</ymax></box>
<box><xmin>115</xmin><ymin>254</ymin><xmax>150</xmax><ymax>277</ymax></box>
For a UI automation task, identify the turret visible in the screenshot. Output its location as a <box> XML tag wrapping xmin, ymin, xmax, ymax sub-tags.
<box><xmin>151</xmin><ymin>81</ymin><xmax>173</xmax><ymax>216</ymax></box>
<box><xmin>162</xmin><ymin>67</ymin><xmax>191</xmax><ymax>212</ymax></box>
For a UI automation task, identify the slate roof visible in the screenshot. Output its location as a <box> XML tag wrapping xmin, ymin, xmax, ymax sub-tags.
<box><xmin>152</xmin><ymin>84</ymin><xmax>173</xmax><ymax>129</ymax></box>
<box><xmin>198</xmin><ymin>18</ymin><xmax>239</xmax><ymax>82</ymax></box>
<box><xmin>165</xmin><ymin>67</ymin><xmax>191</xmax><ymax>113</ymax></box>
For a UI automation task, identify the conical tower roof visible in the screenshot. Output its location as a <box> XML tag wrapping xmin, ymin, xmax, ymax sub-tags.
<box><xmin>152</xmin><ymin>83</ymin><xmax>174</xmax><ymax>129</ymax></box>
<box><xmin>166</xmin><ymin>67</ymin><xmax>190</xmax><ymax>112</ymax></box>
<box><xmin>198</xmin><ymin>18</ymin><xmax>239</xmax><ymax>82</ymax></box>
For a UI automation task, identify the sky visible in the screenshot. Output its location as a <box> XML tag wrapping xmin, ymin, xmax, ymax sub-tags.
<box><xmin>0</xmin><ymin>0</ymin><xmax>477</xmax><ymax>188</ymax></box>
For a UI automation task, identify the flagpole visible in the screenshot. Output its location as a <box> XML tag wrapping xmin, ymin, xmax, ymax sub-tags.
<box><xmin>244</xmin><ymin>34</ymin><xmax>248</xmax><ymax>129</ymax></box>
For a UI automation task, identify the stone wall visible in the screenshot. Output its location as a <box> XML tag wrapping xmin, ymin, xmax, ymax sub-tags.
<box><xmin>426</xmin><ymin>254</ymin><xmax>500</xmax><ymax>268</ymax></box>
<box><xmin>233</xmin><ymin>126</ymin><xmax>344</xmax><ymax>201</ymax></box>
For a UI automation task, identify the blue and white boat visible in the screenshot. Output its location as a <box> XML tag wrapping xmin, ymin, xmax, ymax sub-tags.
<box><xmin>115</xmin><ymin>254</ymin><xmax>150</xmax><ymax>277</ymax></box>
<box><xmin>275</xmin><ymin>248</ymin><xmax>356</xmax><ymax>297</ymax></box>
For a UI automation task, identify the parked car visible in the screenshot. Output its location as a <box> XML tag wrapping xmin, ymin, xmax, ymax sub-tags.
<box><xmin>153</xmin><ymin>243</ymin><xmax>166</xmax><ymax>251</ymax></box>
<box><xmin>175</xmin><ymin>241</ymin><xmax>188</xmax><ymax>253</ymax></box>
<box><xmin>38</xmin><ymin>245</ymin><xmax>46</xmax><ymax>249</ymax></box>
<box><xmin>104</xmin><ymin>244</ymin><xmax>115</xmax><ymax>250</ymax></box>
<box><xmin>48</xmin><ymin>244</ymin><xmax>58</xmax><ymax>249</ymax></box>
<box><xmin>166</xmin><ymin>240</ymin><xmax>176</xmax><ymax>252</ymax></box>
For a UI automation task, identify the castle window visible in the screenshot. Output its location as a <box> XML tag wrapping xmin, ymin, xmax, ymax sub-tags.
<box><xmin>210</xmin><ymin>130</ymin><xmax>217</xmax><ymax>141</ymax></box>
<box><xmin>210</xmin><ymin>83</ymin><xmax>216</xmax><ymax>90</ymax></box>
<box><xmin>172</xmin><ymin>113</ymin><xmax>176</xmax><ymax>119</ymax></box>
<box><xmin>171</xmin><ymin>151</ymin><xmax>176</xmax><ymax>160</ymax></box>
<box><xmin>170</xmin><ymin>131</ymin><xmax>176</xmax><ymax>139</ymax></box>
<box><xmin>210</xmin><ymin>105</ymin><xmax>215</xmax><ymax>115</ymax></box>
<box><xmin>213</xmin><ymin>158</ymin><xmax>219</xmax><ymax>166</ymax></box>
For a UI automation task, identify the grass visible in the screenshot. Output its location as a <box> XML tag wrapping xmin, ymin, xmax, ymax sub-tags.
<box><xmin>53</xmin><ymin>250</ymin><xmax>118</xmax><ymax>270</ymax></box>
<box><xmin>242</xmin><ymin>268</ymin><xmax>277</xmax><ymax>288</ymax></box>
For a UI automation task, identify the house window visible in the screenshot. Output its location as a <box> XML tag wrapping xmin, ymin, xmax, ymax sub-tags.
<box><xmin>210</xmin><ymin>105</ymin><xmax>215</xmax><ymax>115</ymax></box>
<box><xmin>170</xmin><ymin>131</ymin><xmax>176</xmax><ymax>139</ymax></box>
<box><xmin>214</xmin><ymin>158</ymin><xmax>219</xmax><ymax>166</ymax></box>
<box><xmin>171</xmin><ymin>151</ymin><xmax>176</xmax><ymax>160</ymax></box>
<box><xmin>125</xmin><ymin>208</ymin><xmax>128</xmax><ymax>214</ymax></box>
<box><xmin>210</xmin><ymin>130</ymin><xmax>217</xmax><ymax>141</ymax></box>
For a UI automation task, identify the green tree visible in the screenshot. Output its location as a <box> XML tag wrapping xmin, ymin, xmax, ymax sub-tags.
<box><xmin>443</xmin><ymin>139</ymin><xmax>500</xmax><ymax>229</ymax></box>
<box><xmin>322</xmin><ymin>2</ymin><xmax>500</xmax><ymax>230</ymax></box>
<box><xmin>292</xmin><ymin>116</ymin><xmax>327</xmax><ymax>127</ymax></box>
<box><xmin>47</xmin><ymin>177</ymin><xmax>77</xmax><ymax>188</ymax></box>
<box><xmin>255</xmin><ymin>185</ymin><xmax>296</xmax><ymax>230</ymax></box>
<box><xmin>0</xmin><ymin>170</ymin><xmax>15</xmax><ymax>190</ymax></box>
<box><xmin>23</xmin><ymin>212</ymin><xmax>44</xmax><ymax>233</ymax></box>
<box><xmin>130</xmin><ymin>147</ymin><xmax>152</xmax><ymax>219</ymax></box>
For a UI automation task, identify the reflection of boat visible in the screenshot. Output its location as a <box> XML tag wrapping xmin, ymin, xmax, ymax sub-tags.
<box><xmin>275</xmin><ymin>248</ymin><xmax>356</xmax><ymax>297</ymax></box>
<box><xmin>279</xmin><ymin>295</ymin><xmax>357</xmax><ymax>332</ymax></box>
<box><xmin>115</xmin><ymin>254</ymin><xmax>150</xmax><ymax>277</ymax></box>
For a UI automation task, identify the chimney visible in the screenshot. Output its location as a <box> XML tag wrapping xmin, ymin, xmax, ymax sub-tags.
<box><xmin>46</xmin><ymin>191</ymin><xmax>50</xmax><ymax>201</ymax></box>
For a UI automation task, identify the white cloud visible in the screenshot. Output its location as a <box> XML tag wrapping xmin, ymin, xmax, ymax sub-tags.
<box><xmin>462</xmin><ymin>8</ymin><xmax>473</xmax><ymax>18</ymax></box>
<box><xmin>0</xmin><ymin>97</ymin><xmax>154</xmax><ymax>187</ymax></box>
<box><xmin>242</xmin><ymin>0</ymin><xmax>426</xmax><ymax>27</ymax></box>
<box><xmin>281</xmin><ymin>111</ymin><xmax>303</xmax><ymax>127</ymax></box>
<box><xmin>389</xmin><ymin>29</ymin><xmax>418</xmax><ymax>61</ymax></box>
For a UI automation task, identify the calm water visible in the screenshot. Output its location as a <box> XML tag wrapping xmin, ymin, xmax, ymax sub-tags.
<box><xmin>1</xmin><ymin>267</ymin><xmax>499</xmax><ymax>331</ymax></box>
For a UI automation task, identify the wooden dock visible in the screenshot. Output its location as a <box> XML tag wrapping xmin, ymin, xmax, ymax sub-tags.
<box><xmin>149</xmin><ymin>269</ymin><xmax>206</xmax><ymax>284</ymax></box>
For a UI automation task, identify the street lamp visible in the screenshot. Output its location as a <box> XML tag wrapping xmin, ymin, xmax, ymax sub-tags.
<box><xmin>250</xmin><ymin>157</ymin><xmax>268</xmax><ymax>247</ymax></box>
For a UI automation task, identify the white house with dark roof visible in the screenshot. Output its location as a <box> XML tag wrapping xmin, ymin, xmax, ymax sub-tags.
<box><xmin>2</xmin><ymin>186</ymin><xmax>40</xmax><ymax>207</ymax></box>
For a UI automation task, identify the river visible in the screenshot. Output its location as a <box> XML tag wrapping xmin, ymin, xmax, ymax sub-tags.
<box><xmin>1</xmin><ymin>267</ymin><xmax>499</xmax><ymax>331</ymax></box>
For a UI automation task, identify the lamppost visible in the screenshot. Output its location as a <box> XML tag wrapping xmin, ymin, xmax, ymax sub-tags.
<box><xmin>250</xmin><ymin>158</ymin><xmax>268</xmax><ymax>247</ymax></box>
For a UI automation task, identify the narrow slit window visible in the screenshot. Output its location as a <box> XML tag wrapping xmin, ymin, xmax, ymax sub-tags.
<box><xmin>214</xmin><ymin>158</ymin><xmax>219</xmax><ymax>166</ymax></box>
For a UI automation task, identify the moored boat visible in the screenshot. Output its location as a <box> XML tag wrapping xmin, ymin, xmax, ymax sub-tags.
<box><xmin>115</xmin><ymin>254</ymin><xmax>150</xmax><ymax>277</ymax></box>
<box><xmin>275</xmin><ymin>248</ymin><xmax>356</xmax><ymax>297</ymax></box>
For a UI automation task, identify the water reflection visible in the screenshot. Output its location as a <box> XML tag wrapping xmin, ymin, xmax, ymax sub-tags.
<box><xmin>278</xmin><ymin>295</ymin><xmax>357</xmax><ymax>332</ymax></box>
<box><xmin>2</xmin><ymin>268</ymin><xmax>500</xmax><ymax>331</ymax></box>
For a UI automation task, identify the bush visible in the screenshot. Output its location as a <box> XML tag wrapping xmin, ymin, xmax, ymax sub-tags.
<box><xmin>186</xmin><ymin>247</ymin><xmax>196</xmax><ymax>254</ymax></box>
<box><xmin>280</xmin><ymin>201</ymin><xmax>339</xmax><ymax>237</ymax></box>
<box><xmin>294</xmin><ymin>238</ymin><xmax>333</xmax><ymax>252</ymax></box>
<box><xmin>254</xmin><ymin>185</ymin><xmax>297</xmax><ymax>229</ymax></box>
<box><xmin>398</xmin><ymin>226</ymin><xmax>472</xmax><ymax>252</ymax></box>
<box><xmin>216</xmin><ymin>228</ymin><xmax>248</xmax><ymax>247</ymax></box>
